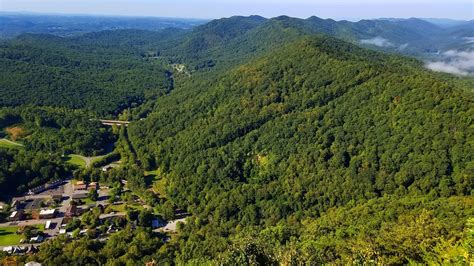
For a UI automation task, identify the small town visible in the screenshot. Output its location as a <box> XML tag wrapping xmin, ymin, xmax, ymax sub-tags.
<box><xmin>0</xmin><ymin>177</ymin><xmax>187</xmax><ymax>256</ymax></box>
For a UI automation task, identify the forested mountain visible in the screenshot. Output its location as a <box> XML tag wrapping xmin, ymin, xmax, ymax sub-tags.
<box><xmin>155</xmin><ymin>15</ymin><xmax>474</xmax><ymax>69</ymax></box>
<box><xmin>0</xmin><ymin>32</ymin><xmax>175</xmax><ymax>115</ymax></box>
<box><xmin>1</xmin><ymin>15</ymin><xmax>472</xmax><ymax>116</ymax></box>
<box><xmin>122</xmin><ymin>37</ymin><xmax>473</xmax><ymax>263</ymax></box>
<box><xmin>0</xmin><ymin>14</ymin><xmax>473</xmax><ymax>265</ymax></box>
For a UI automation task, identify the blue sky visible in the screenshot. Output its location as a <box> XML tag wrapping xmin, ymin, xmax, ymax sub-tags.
<box><xmin>2</xmin><ymin>0</ymin><xmax>473</xmax><ymax>20</ymax></box>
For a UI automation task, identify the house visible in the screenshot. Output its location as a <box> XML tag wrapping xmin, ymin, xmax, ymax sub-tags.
<box><xmin>3</xmin><ymin>246</ymin><xmax>13</xmax><ymax>253</ymax></box>
<box><xmin>9</xmin><ymin>210</ymin><xmax>24</xmax><ymax>221</ymax></box>
<box><xmin>72</xmin><ymin>191</ymin><xmax>88</xmax><ymax>200</ymax></box>
<box><xmin>11</xmin><ymin>200</ymin><xmax>20</xmax><ymax>211</ymax></box>
<box><xmin>89</xmin><ymin>182</ymin><xmax>98</xmax><ymax>191</ymax></box>
<box><xmin>26</xmin><ymin>246</ymin><xmax>39</xmax><ymax>254</ymax></box>
<box><xmin>30</xmin><ymin>235</ymin><xmax>44</xmax><ymax>243</ymax></box>
<box><xmin>39</xmin><ymin>209</ymin><xmax>56</xmax><ymax>219</ymax></box>
<box><xmin>45</xmin><ymin>220</ymin><xmax>52</xmax><ymax>230</ymax></box>
<box><xmin>74</xmin><ymin>181</ymin><xmax>87</xmax><ymax>191</ymax></box>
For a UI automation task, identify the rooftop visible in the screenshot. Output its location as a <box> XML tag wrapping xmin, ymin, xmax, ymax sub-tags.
<box><xmin>39</xmin><ymin>209</ymin><xmax>56</xmax><ymax>215</ymax></box>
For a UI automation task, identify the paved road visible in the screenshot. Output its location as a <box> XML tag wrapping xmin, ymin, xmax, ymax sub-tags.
<box><xmin>72</xmin><ymin>154</ymin><xmax>106</xmax><ymax>168</ymax></box>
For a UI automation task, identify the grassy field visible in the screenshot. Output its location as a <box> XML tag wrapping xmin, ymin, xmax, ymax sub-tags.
<box><xmin>105</xmin><ymin>203</ymin><xmax>127</xmax><ymax>213</ymax></box>
<box><xmin>65</xmin><ymin>154</ymin><xmax>86</xmax><ymax>168</ymax></box>
<box><xmin>0</xmin><ymin>139</ymin><xmax>24</xmax><ymax>149</ymax></box>
<box><xmin>144</xmin><ymin>169</ymin><xmax>167</xmax><ymax>197</ymax></box>
<box><xmin>0</xmin><ymin>226</ymin><xmax>21</xmax><ymax>246</ymax></box>
<box><xmin>0</xmin><ymin>224</ymin><xmax>45</xmax><ymax>246</ymax></box>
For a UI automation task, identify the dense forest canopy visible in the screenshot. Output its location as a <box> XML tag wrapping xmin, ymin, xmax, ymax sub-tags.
<box><xmin>128</xmin><ymin>36</ymin><xmax>473</xmax><ymax>224</ymax></box>
<box><xmin>0</xmin><ymin>32</ymin><xmax>174</xmax><ymax>115</ymax></box>
<box><xmin>0</xmin><ymin>15</ymin><xmax>473</xmax><ymax>265</ymax></box>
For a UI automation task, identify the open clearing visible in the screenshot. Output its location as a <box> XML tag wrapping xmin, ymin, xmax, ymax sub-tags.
<box><xmin>5</xmin><ymin>126</ymin><xmax>27</xmax><ymax>141</ymax></box>
<box><xmin>0</xmin><ymin>226</ymin><xmax>21</xmax><ymax>246</ymax></box>
<box><xmin>65</xmin><ymin>154</ymin><xmax>87</xmax><ymax>168</ymax></box>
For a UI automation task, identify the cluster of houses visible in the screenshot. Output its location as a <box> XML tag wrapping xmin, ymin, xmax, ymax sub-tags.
<box><xmin>71</xmin><ymin>181</ymin><xmax>98</xmax><ymax>200</ymax></box>
<box><xmin>2</xmin><ymin>245</ymin><xmax>39</xmax><ymax>255</ymax></box>
<box><xmin>27</xmin><ymin>179</ymin><xmax>64</xmax><ymax>195</ymax></box>
<box><xmin>8</xmin><ymin>195</ymin><xmax>62</xmax><ymax>222</ymax></box>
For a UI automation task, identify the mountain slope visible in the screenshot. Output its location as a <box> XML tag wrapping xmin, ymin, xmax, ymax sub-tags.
<box><xmin>0</xmin><ymin>32</ymin><xmax>174</xmax><ymax>115</ymax></box>
<box><xmin>129</xmin><ymin>35</ymin><xmax>472</xmax><ymax>214</ymax></box>
<box><xmin>125</xmin><ymin>36</ymin><xmax>473</xmax><ymax>263</ymax></box>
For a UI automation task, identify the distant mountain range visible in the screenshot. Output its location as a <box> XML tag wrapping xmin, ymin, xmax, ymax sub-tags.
<box><xmin>0</xmin><ymin>13</ymin><xmax>209</xmax><ymax>38</ymax></box>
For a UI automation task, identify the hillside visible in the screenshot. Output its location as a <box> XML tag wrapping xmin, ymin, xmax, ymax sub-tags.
<box><xmin>0</xmin><ymin>32</ymin><xmax>174</xmax><ymax>115</ymax></box>
<box><xmin>153</xmin><ymin>16</ymin><xmax>472</xmax><ymax>70</ymax></box>
<box><xmin>123</xmin><ymin>37</ymin><xmax>473</xmax><ymax>263</ymax></box>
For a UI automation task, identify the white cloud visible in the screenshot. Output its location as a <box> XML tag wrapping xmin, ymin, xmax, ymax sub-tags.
<box><xmin>360</xmin><ymin>37</ymin><xmax>394</xmax><ymax>47</ymax></box>
<box><xmin>463</xmin><ymin>37</ymin><xmax>474</xmax><ymax>44</ymax></box>
<box><xmin>399</xmin><ymin>43</ymin><xmax>409</xmax><ymax>50</ymax></box>
<box><xmin>425</xmin><ymin>49</ymin><xmax>474</xmax><ymax>76</ymax></box>
<box><xmin>425</xmin><ymin>62</ymin><xmax>468</xmax><ymax>75</ymax></box>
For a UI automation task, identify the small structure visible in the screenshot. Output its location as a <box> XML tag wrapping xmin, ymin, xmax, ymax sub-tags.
<box><xmin>11</xmin><ymin>200</ymin><xmax>20</xmax><ymax>211</ymax></box>
<box><xmin>102</xmin><ymin>165</ymin><xmax>113</xmax><ymax>172</ymax></box>
<box><xmin>45</xmin><ymin>220</ymin><xmax>52</xmax><ymax>230</ymax></box>
<box><xmin>72</xmin><ymin>191</ymin><xmax>88</xmax><ymax>200</ymax></box>
<box><xmin>26</xmin><ymin>246</ymin><xmax>39</xmax><ymax>254</ymax></box>
<box><xmin>74</xmin><ymin>181</ymin><xmax>87</xmax><ymax>191</ymax></box>
<box><xmin>30</xmin><ymin>235</ymin><xmax>44</xmax><ymax>243</ymax></box>
<box><xmin>39</xmin><ymin>209</ymin><xmax>56</xmax><ymax>219</ymax></box>
<box><xmin>59</xmin><ymin>229</ymin><xmax>66</xmax><ymax>234</ymax></box>
<box><xmin>89</xmin><ymin>182</ymin><xmax>98</xmax><ymax>191</ymax></box>
<box><xmin>9</xmin><ymin>210</ymin><xmax>24</xmax><ymax>221</ymax></box>
<box><xmin>25</xmin><ymin>199</ymin><xmax>43</xmax><ymax>212</ymax></box>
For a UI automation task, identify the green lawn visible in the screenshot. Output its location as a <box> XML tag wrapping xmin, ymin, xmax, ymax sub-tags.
<box><xmin>65</xmin><ymin>154</ymin><xmax>86</xmax><ymax>168</ymax></box>
<box><xmin>81</xmin><ymin>197</ymin><xmax>96</xmax><ymax>205</ymax></box>
<box><xmin>0</xmin><ymin>139</ymin><xmax>23</xmax><ymax>149</ymax></box>
<box><xmin>0</xmin><ymin>224</ymin><xmax>47</xmax><ymax>245</ymax></box>
<box><xmin>105</xmin><ymin>203</ymin><xmax>127</xmax><ymax>213</ymax></box>
<box><xmin>0</xmin><ymin>226</ymin><xmax>21</xmax><ymax>246</ymax></box>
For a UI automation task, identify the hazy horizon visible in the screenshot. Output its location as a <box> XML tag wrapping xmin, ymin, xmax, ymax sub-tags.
<box><xmin>2</xmin><ymin>0</ymin><xmax>473</xmax><ymax>21</ymax></box>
